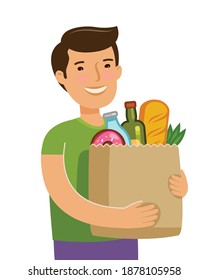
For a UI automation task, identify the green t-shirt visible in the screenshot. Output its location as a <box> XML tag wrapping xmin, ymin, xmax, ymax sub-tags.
<box><xmin>42</xmin><ymin>118</ymin><xmax>115</xmax><ymax>242</ymax></box>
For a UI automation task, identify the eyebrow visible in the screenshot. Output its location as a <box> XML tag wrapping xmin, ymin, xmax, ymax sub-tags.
<box><xmin>74</xmin><ymin>61</ymin><xmax>84</xmax><ymax>65</ymax></box>
<box><xmin>103</xmin><ymin>58</ymin><xmax>114</xmax><ymax>62</ymax></box>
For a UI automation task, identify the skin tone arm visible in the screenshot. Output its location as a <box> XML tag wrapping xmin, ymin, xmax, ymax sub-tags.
<box><xmin>41</xmin><ymin>154</ymin><xmax>159</xmax><ymax>229</ymax></box>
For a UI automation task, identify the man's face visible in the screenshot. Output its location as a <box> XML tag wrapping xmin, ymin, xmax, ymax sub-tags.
<box><xmin>56</xmin><ymin>47</ymin><xmax>122</xmax><ymax>109</ymax></box>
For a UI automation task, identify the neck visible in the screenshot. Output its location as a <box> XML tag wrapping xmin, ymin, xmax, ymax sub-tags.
<box><xmin>80</xmin><ymin>106</ymin><xmax>104</xmax><ymax>126</ymax></box>
<box><xmin>127</xmin><ymin>108</ymin><xmax>137</xmax><ymax>121</ymax></box>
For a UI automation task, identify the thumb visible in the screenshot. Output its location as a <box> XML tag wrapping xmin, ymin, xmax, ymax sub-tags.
<box><xmin>180</xmin><ymin>169</ymin><xmax>186</xmax><ymax>178</ymax></box>
<box><xmin>126</xmin><ymin>200</ymin><xmax>144</xmax><ymax>208</ymax></box>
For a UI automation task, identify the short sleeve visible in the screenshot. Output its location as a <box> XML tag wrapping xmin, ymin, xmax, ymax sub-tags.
<box><xmin>41</xmin><ymin>125</ymin><xmax>65</xmax><ymax>155</ymax></box>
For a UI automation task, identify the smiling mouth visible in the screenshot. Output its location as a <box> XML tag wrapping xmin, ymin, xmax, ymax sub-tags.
<box><xmin>84</xmin><ymin>86</ymin><xmax>107</xmax><ymax>94</ymax></box>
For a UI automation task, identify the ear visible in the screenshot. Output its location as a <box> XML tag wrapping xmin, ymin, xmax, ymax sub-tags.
<box><xmin>55</xmin><ymin>70</ymin><xmax>66</xmax><ymax>85</ymax></box>
<box><xmin>116</xmin><ymin>65</ymin><xmax>122</xmax><ymax>79</ymax></box>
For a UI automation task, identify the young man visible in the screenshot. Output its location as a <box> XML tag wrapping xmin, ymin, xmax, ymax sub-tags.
<box><xmin>41</xmin><ymin>26</ymin><xmax>188</xmax><ymax>260</ymax></box>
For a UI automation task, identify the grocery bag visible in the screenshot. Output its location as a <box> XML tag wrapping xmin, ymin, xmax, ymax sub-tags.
<box><xmin>89</xmin><ymin>145</ymin><xmax>182</xmax><ymax>239</ymax></box>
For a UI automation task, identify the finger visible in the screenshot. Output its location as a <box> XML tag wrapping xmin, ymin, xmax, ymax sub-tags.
<box><xmin>137</xmin><ymin>204</ymin><xmax>157</xmax><ymax>212</ymax></box>
<box><xmin>140</xmin><ymin>221</ymin><xmax>156</xmax><ymax>228</ymax></box>
<box><xmin>170</xmin><ymin>174</ymin><xmax>181</xmax><ymax>182</ymax></box>
<box><xmin>169</xmin><ymin>178</ymin><xmax>182</xmax><ymax>186</ymax></box>
<box><xmin>171</xmin><ymin>190</ymin><xmax>184</xmax><ymax>197</ymax></box>
<box><xmin>141</xmin><ymin>214</ymin><xmax>159</xmax><ymax>223</ymax></box>
<box><xmin>139</xmin><ymin>208</ymin><xmax>159</xmax><ymax>218</ymax></box>
<box><xmin>169</xmin><ymin>184</ymin><xmax>182</xmax><ymax>191</ymax></box>
<box><xmin>126</xmin><ymin>200</ymin><xmax>144</xmax><ymax>208</ymax></box>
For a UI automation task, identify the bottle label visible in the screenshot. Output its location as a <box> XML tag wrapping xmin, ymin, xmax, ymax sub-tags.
<box><xmin>131</xmin><ymin>139</ymin><xmax>141</xmax><ymax>146</ymax></box>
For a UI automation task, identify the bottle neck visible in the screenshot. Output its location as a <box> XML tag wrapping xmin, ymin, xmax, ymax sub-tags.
<box><xmin>126</xmin><ymin>108</ymin><xmax>137</xmax><ymax>122</ymax></box>
<box><xmin>105</xmin><ymin>116</ymin><xmax>119</xmax><ymax>126</ymax></box>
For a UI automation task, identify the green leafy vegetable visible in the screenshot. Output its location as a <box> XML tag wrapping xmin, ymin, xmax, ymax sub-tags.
<box><xmin>166</xmin><ymin>124</ymin><xmax>173</xmax><ymax>143</ymax></box>
<box><xmin>166</xmin><ymin>123</ymin><xmax>186</xmax><ymax>145</ymax></box>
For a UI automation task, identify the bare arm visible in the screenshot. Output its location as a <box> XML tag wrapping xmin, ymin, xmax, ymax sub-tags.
<box><xmin>41</xmin><ymin>154</ymin><xmax>159</xmax><ymax>228</ymax></box>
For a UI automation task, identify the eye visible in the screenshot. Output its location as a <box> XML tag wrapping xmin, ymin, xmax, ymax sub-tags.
<box><xmin>77</xmin><ymin>66</ymin><xmax>84</xmax><ymax>71</ymax></box>
<box><xmin>104</xmin><ymin>64</ymin><xmax>111</xmax><ymax>68</ymax></box>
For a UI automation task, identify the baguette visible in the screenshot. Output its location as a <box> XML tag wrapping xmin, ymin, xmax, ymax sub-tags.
<box><xmin>139</xmin><ymin>100</ymin><xmax>169</xmax><ymax>145</ymax></box>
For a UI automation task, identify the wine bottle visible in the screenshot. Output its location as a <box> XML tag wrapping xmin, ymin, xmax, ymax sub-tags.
<box><xmin>121</xmin><ymin>101</ymin><xmax>146</xmax><ymax>145</ymax></box>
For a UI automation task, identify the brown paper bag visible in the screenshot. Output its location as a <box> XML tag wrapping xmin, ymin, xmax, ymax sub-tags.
<box><xmin>89</xmin><ymin>145</ymin><xmax>182</xmax><ymax>239</ymax></box>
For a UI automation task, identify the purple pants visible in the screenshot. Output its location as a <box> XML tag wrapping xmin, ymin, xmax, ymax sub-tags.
<box><xmin>54</xmin><ymin>239</ymin><xmax>138</xmax><ymax>260</ymax></box>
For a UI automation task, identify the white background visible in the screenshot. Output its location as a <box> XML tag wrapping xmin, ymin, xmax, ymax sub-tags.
<box><xmin>1</xmin><ymin>0</ymin><xmax>209</xmax><ymax>279</ymax></box>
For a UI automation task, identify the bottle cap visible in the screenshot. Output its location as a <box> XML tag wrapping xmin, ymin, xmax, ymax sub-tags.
<box><xmin>103</xmin><ymin>111</ymin><xmax>118</xmax><ymax>119</ymax></box>
<box><xmin>124</xmin><ymin>101</ymin><xmax>137</xmax><ymax>108</ymax></box>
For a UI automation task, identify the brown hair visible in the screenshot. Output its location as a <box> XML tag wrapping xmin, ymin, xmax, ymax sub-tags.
<box><xmin>51</xmin><ymin>26</ymin><xmax>119</xmax><ymax>90</ymax></box>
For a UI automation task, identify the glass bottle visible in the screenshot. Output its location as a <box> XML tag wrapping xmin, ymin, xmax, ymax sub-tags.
<box><xmin>103</xmin><ymin>111</ymin><xmax>131</xmax><ymax>145</ymax></box>
<box><xmin>121</xmin><ymin>101</ymin><xmax>146</xmax><ymax>145</ymax></box>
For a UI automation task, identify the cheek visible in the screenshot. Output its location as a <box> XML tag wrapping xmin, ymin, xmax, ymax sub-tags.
<box><xmin>75</xmin><ymin>73</ymin><xmax>89</xmax><ymax>83</ymax></box>
<box><xmin>101</xmin><ymin>71</ymin><xmax>115</xmax><ymax>80</ymax></box>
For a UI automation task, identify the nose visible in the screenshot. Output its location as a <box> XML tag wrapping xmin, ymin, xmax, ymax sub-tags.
<box><xmin>90</xmin><ymin>62</ymin><xmax>101</xmax><ymax>82</ymax></box>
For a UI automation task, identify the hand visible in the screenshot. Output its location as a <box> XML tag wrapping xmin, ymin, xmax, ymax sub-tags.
<box><xmin>169</xmin><ymin>170</ymin><xmax>188</xmax><ymax>198</ymax></box>
<box><xmin>121</xmin><ymin>201</ymin><xmax>159</xmax><ymax>229</ymax></box>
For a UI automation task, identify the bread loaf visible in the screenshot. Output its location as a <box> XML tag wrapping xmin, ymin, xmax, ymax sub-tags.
<box><xmin>139</xmin><ymin>100</ymin><xmax>169</xmax><ymax>145</ymax></box>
